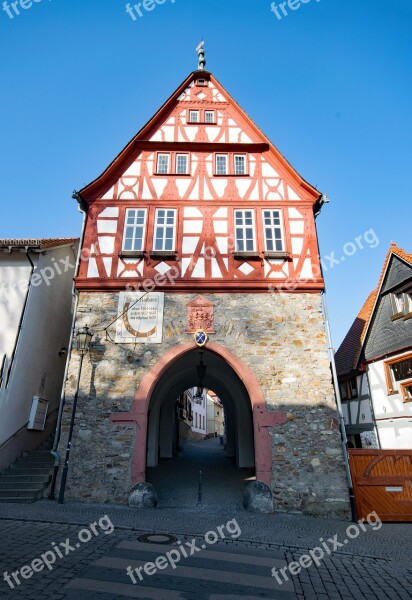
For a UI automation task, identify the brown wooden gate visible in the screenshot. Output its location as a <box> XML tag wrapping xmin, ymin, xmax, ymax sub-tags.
<box><xmin>348</xmin><ymin>449</ymin><xmax>412</xmax><ymax>522</ymax></box>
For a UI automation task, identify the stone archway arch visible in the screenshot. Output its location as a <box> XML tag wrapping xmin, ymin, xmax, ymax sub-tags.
<box><xmin>111</xmin><ymin>341</ymin><xmax>286</xmax><ymax>487</ymax></box>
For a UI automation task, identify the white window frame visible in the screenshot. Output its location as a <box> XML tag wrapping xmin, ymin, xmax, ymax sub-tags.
<box><xmin>262</xmin><ymin>209</ymin><xmax>285</xmax><ymax>252</ymax></box>
<box><xmin>205</xmin><ymin>110</ymin><xmax>215</xmax><ymax>123</ymax></box>
<box><xmin>189</xmin><ymin>110</ymin><xmax>200</xmax><ymax>123</ymax></box>
<box><xmin>122</xmin><ymin>209</ymin><xmax>147</xmax><ymax>252</ymax></box>
<box><xmin>215</xmin><ymin>154</ymin><xmax>228</xmax><ymax>175</ymax></box>
<box><xmin>234</xmin><ymin>154</ymin><xmax>247</xmax><ymax>175</ymax></box>
<box><xmin>176</xmin><ymin>153</ymin><xmax>189</xmax><ymax>174</ymax></box>
<box><xmin>234</xmin><ymin>209</ymin><xmax>256</xmax><ymax>252</ymax></box>
<box><xmin>156</xmin><ymin>153</ymin><xmax>170</xmax><ymax>175</ymax></box>
<box><xmin>153</xmin><ymin>209</ymin><xmax>177</xmax><ymax>252</ymax></box>
<box><xmin>391</xmin><ymin>292</ymin><xmax>405</xmax><ymax>316</ymax></box>
<box><xmin>404</xmin><ymin>290</ymin><xmax>412</xmax><ymax>315</ymax></box>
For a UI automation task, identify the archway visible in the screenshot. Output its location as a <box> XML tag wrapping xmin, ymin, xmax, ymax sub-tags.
<box><xmin>111</xmin><ymin>342</ymin><xmax>287</xmax><ymax>492</ymax></box>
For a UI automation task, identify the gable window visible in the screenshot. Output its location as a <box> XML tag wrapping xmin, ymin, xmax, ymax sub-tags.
<box><xmin>391</xmin><ymin>292</ymin><xmax>405</xmax><ymax>318</ymax></box>
<box><xmin>196</xmin><ymin>78</ymin><xmax>207</xmax><ymax>87</ymax></box>
<box><xmin>234</xmin><ymin>210</ymin><xmax>255</xmax><ymax>252</ymax></box>
<box><xmin>176</xmin><ymin>154</ymin><xmax>188</xmax><ymax>174</ymax></box>
<box><xmin>263</xmin><ymin>210</ymin><xmax>284</xmax><ymax>252</ymax></box>
<box><xmin>405</xmin><ymin>291</ymin><xmax>412</xmax><ymax>316</ymax></box>
<box><xmin>384</xmin><ymin>354</ymin><xmax>412</xmax><ymax>396</ymax></box>
<box><xmin>157</xmin><ymin>153</ymin><xmax>170</xmax><ymax>175</ymax></box>
<box><xmin>153</xmin><ymin>209</ymin><xmax>177</xmax><ymax>252</ymax></box>
<box><xmin>234</xmin><ymin>155</ymin><xmax>246</xmax><ymax>175</ymax></box>
<box><xmin>216</xmin><ymin>154</ymin><xmax>228</xmax><ymax>175</ymax></box>
<box><xmin>205</xmin><ymin>110</ymin><xmax>215</xmax><ymax>123</ymax></box>
<box><xmin>122</xmin><ymin>209</ymin><xmax>147</xmax><ymax>252</ymax></box>
<box><xmin>189</xmin><ymin>110</ymin><xmax>200</xmax><ymax>123</ymax></box>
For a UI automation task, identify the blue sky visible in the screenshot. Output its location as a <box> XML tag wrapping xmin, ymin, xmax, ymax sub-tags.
<box><xmin>1</xmin><ymin>0</ymin><xmax>411</xmax><ymax>346</ymax></box>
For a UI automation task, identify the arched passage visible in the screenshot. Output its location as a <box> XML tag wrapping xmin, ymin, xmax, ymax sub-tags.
<box><xmin>111</xmin><ymin>342</ymin><xmax>287</xmax><ymax>489</ymax></box>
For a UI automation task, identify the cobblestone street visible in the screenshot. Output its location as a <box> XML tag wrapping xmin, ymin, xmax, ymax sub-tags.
<box><xmin>0</xmin><ymin>499</ymin><xmax>411</xmax><ymax>599</ymax></box>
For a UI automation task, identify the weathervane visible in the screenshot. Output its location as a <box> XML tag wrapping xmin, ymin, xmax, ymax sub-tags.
<box><xmin>196</xmin><ymin>40</ymin><xmax>206</xmax><ymax>71</ymax></box>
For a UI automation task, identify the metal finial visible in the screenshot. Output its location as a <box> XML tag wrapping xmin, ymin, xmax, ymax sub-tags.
<box><xmin>196</xmin><ymin>40</ymin><xmax>206</xmax><ymax>71</ymax></box>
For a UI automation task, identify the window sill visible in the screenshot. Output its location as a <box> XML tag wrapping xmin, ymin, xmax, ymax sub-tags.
<box><xmin>234</xmin><ymin>252</ymin><xmax>260</xmax><ymax>260</ymax></box>
<box><xmin>119</xmin><ymin>251</ymin><xmax>144</xmax><ymax>258</ymax></box>
<box><xmin>391</xmin><ymin>313</ymin><xmax>404</xmax><ymax>321</ymax></box>
<box><xmin>154</xmin><ymin>172</ymin><xmax>189</xmax><ymax>176</ymax></box>
<box><xmin>403</xmin><ymin>312</ymin><xmax>412</xmax><ymax>320</ymax></box>
<box><xmin>150</xmin><ymin>251</ymin><xmax>177</xmax><ymax>259</ymax></box>
<box><xmin>264</xmin><ymin>251</ymin><xmax>290</xmax><ymax>259</ymax></box>
<box><xmin>213</xmin><ymin>173</ymin><xmax>249</xmax><ymax>177</ymax></box>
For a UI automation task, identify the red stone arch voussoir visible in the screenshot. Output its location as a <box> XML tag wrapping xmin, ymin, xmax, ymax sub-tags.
<box><xmin>111</xmin><ymin>341</ymin><xmax>286</xmax><ymax>487</ymax></box>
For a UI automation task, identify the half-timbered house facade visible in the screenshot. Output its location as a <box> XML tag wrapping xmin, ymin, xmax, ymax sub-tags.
<box><xmin>57</xmin><ymin>53</ymin><xmax>349</xmax><ymax>517</ymax></box>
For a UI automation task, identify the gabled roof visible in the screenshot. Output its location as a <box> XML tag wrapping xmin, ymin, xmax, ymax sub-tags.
<box><xmin>79</xmin><ymin>70</ymin><xmax>321</xmax><ymax>206</ymax></box>
<box><xmin>335</xmin><ymin>243</ymin><xmax>412</xmax><ymax>376</ymax></box>
<box><xmin>0</xmin><ymin>238</ymin><xmax>78</xmax><ymax>250</ymax></box>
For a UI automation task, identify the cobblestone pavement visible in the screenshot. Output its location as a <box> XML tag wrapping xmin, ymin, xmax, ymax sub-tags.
<box><xmin>0</xmin><ymin>500</ymin><xmax>411</xmax><ymax>599</ymax></box>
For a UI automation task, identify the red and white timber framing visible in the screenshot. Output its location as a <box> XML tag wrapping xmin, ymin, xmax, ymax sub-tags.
<box><xmin>76</xmin><ymin>70</ymin><xmax>324</xmax><ymax>293</ymax></box>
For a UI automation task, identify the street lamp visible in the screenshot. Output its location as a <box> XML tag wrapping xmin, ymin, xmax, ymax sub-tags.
<box><xmin>193</xmin><ymin>352</ymin><xmax>207</xmax><ymax>403</ymax></box>
<box><xmin>58</xmin><ymin>326</ymin><xmax>93</xmax><ymax>504</ymax></box>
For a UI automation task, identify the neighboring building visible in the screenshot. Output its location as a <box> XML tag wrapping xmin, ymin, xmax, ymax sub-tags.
<box><xmin>206</xmin><ymin>391</ymin><xmax>224</xmax><ymax>436</ymax></box>
<box><xmin>57</xmin><ymin>49</ymin><xmax>349</xmax><ymax>517</ymax></box>
<box><xmin>336</xmin><ymin>243</ymin><xmax>412</xmax><ymax>449</ymax></box>
<box><xmin>0</xmin><ymin>238</ymin><xmax>78</xmax><ymax>470</ymax></box>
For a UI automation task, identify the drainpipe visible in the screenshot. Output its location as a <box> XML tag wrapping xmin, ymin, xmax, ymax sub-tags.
<box><xmin>49</xmin><ymin>191</ymin><xmax>87</xmax><ymax>500</ymax></box>
<box><xmin>314</xmin><ymin>194</ymin><xmax>356</xmax><ymax>521</ymax></box>
<box><xmin>321</xmin><ymin>291</ymin><xmax>356</xmax><ymax>522</ymax></box>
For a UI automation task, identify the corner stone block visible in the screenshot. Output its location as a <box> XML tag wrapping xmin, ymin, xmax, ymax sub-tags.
<box><xmin>128</xmin><ymin>482</ymin><xmax>159</xmax><ymax>508</ymax></box>
<box><xmin>243</xmin><ymin>481</ymin><xmax>274</xmax><ymax>513</ymax></box>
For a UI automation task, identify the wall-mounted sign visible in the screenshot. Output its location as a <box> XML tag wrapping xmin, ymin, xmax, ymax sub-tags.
<box><xmin>115</xmin><ymin>292</ymin><xmax>164</xmax><ymax>344</ymax></box>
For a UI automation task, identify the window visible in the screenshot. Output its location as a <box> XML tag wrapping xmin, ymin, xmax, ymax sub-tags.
<box><xmin>400</xmin><ymin>381</ymin><xmax>412</xmax><ymax>403</ymax></box>
<box><xmin>189</xmin><ymin>110</ymin><xmax>200</xmax><ymax>123</ymax></box>
<box><xmin>390</xmin><ymin>288</ymin><xmax>412</xmax><ymax>319</ymax></box>
<box><xmin>122</xmin><ymin>209</ymin><xmax>147</xmax><ymax>252</ymax></box>
<box><xmin>384</xmin><ymin>354</ymin><xmax>412</xmax><ymax>395</ymax></box>
<box><xmin>405</xmin><ymin>291</ymin><xmax>412</xmax><ymax>315</ymax></box>
<box><xmin>153</xmin><ymin>209</ymin><xmax>177</xmax><ymax>252</ymax></box>
<box><xmin>234</xmin><ymin>210</ymin><xmax>255</xmax><ymax>252</ymax></box>
<box><xmin>196</xmin><ymin>78</ymin><xmax>207</xmax><ymax>86</ymax></box>
<box><xmin>157</xmin><ymin>154</ymin><xmax>169</xmax><ymax>174</ymax></box>
<box><xmin>234</xmin><ymin>155</ymin><xmax>246</xmax><ymax>175</ymax></box>
<box><xmin>339</xmin><ymin>378</ymin><xmax>358</xmax><ymax>400</ymax></box>
<box><xmin>205</xmin><ymin>110</ymin><xmax>215</xmax><ymax>123</ymax></box>
<box><xmin>176</xmin><ymin>154</ymin><xmax>188</xmax><ymax>174</ymax></box>
<box><xmin>216</xmin><ymin>154</ymin><xmax>228</xmax><ymax>175</ymax></box>
<box><xmin>391</xmin><ymin>292</ymin><xmax>405</xmax><ymax>317</ymax></box>
<box><xmin>262</xmin><ymin>210</ymin><xmax>284</xmax><ymax>252</ymax></box>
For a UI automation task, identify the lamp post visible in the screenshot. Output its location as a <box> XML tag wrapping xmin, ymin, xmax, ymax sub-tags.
<box><xmin>58</xmin><ymin>326</ymin><xmax>93</xmax><ymax>504</ymax></box>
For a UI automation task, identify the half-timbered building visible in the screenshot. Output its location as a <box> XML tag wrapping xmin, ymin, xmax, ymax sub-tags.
<box><xmin>57</xmin><ymin>49</ymin><xmax>349</xmax><ymax>517</ymax></box>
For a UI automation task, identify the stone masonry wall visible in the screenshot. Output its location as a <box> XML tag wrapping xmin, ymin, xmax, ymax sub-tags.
<box><xmin>57</xmin><ymin>291</ymin><xmax>350</xmax><ymax>518</ymax></box>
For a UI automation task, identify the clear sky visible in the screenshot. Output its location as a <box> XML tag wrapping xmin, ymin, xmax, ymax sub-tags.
<box><xmin>1</xmin><ymin>0</ymin><xmax>411</xmax><ymax>347</ymax></box>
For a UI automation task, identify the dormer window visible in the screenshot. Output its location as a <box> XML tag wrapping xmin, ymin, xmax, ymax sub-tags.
<box><xmin>189</xmin><ymin>110</ymin><xmax>200</xmax><ymax>123</ymax></box>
